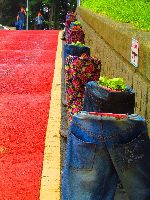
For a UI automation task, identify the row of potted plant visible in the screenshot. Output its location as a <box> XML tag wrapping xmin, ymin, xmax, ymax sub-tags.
<box><xmin>63</xmin><ymin>12</ymin><xmax>135</xmax><ymax>122</ymax></box>
<box><xmin>65</xmin><ymin>12</ymin><xmax>85</xmax><ymax>44</ymax></box>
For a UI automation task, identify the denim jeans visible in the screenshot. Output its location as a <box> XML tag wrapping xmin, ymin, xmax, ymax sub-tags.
<box><xmin>18</xmin><ymin>20</ymin><xmax>24</xmax><ymax>30</ymax></box>
<box><xmin>83</xmin><ymin>81</ymin><xmax>135</xmax><ymax>114</ymax></box>
<box><xmin>64</xmin><ymin>44</ymin><xmax>90</xmax><ymax>63</ymax></box>
<box><xmin>62</xmin><ymin>112</ymin><xmax>150</xmax><ymax>200</ymax></box>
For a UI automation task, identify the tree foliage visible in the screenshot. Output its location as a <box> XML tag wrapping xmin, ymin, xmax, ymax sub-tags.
<box><xmin>0</xmin><ymin>0</ymin><xmax>77</xmax><ymax>29</ymax></box>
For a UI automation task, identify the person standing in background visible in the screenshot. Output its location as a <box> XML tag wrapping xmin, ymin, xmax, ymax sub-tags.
<box><xmin>34</xmin><ymin>12</ymin><xmax>44</xmax><ymax>30</ymax></box>
<box><xmin>17</xmin><ymin>6</ymin><xmax>26</xmax><ymax>30</ymax></box>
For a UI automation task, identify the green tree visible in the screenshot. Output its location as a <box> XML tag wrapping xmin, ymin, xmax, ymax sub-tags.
<box><xmin>0</xmin><ymin>0</ymin><xmax>26</xmax><ymax>26</ymax></box>
<box><xmin>0</xmin><ymin>0</ymin><xmax>77</xmax><ymax>28</ymax></box>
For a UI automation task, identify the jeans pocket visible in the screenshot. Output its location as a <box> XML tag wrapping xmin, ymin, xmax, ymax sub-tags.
<box><xmin>69</xmin><ymin>133</ymin><xmax>96</xmax><ymax>170</ymax></box>
<box><xmin>111</xmin><ymin>132</ymin><xmax>147</xmax><ymax>172</ymax></box>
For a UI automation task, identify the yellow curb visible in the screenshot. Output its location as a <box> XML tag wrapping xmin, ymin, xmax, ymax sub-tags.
<box><xmin>40</xmin><ymin>31</ymin><xmax>62</xmax><ymax>200</ymax></box>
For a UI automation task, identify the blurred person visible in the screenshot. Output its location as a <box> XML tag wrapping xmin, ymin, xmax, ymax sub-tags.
<box><xmin>17</xmin><ymin>6</ymin><xmax>26</xmax><ymax>30</ymax></box>
<box><xmin>34</xmin><ymin>11</ymin><xmax>44</xmax><ymax>30</ymax></box>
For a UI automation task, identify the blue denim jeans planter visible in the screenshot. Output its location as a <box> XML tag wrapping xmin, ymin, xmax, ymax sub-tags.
<box><xmin>64</xmin><ymin>44</ymin><xmax>90</xmax><ymax>64</ymax></box>
<box><xmin>62</xmin><ymin>112</ymin><xmax>150</xmax><ymax>200</ymax></box>
<box><xmin>83</xmin><ymin>81</ymin><xmax>135</xmax><ymax>114</ymax></box>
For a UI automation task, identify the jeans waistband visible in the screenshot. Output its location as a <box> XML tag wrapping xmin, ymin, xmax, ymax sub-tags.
<box><xmin>70</xmin><ymin>112</ymin><xmax>148</xmax><ymax>147</ymax></box>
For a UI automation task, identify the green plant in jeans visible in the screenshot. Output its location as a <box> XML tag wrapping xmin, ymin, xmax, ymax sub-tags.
<box><xmin>71</xmin><ymin>41</ymin><xmax>85</xmax><ymax>46</ymax></box>
<box><xmin>73</xmin><ymin>21</ymin><xmax>82</xmax><ymax>26</ymax></box>
<box><xmin>98</xmin><ymin>76</ymin><xmax>126</xmax><ymax>91</ymax></box>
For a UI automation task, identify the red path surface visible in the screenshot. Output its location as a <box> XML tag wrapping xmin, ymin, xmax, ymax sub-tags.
<box><xmin>0</xmin><ymin>30</ymin><xmax>59</xmax><ymax>200</ymax></box>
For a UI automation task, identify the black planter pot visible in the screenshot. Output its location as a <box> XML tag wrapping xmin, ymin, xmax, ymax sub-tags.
<box><xmin>83</xmin><ymin>81</ymin><xmax>135</xmax><ymax>114</ymax></box>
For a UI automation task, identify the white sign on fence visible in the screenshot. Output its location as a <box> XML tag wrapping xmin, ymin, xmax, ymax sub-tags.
<box><xmin>131</xmin><ymin>38</ymin><xmax>139</xmax><ymax>67</ymax></box>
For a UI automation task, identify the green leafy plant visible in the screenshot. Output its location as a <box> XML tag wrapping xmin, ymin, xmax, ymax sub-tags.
<box><xmin>73</xmin><ymin>21</ymin><xmax>82</xmax><ymax>26</ymax></box>
<box><xmin>98</xmin><ymin>76</ymin><xmax>126</xmax><ymax>91</ymax></box>
<box><xmin>81</xmin><ymin>0</ymin><xmax>150</xmax><ymax>31</ymax></box>
<box><xmin>71</xmin><ymin>41</ymin><xmax>85</xmax><ymax>46</ymax></box>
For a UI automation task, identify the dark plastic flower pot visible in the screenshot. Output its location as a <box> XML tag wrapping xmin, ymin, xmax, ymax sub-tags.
<box><xmin>83</xmin><ymin>81</ymin><xmax>135</xmax><ymax>114</ymax></box>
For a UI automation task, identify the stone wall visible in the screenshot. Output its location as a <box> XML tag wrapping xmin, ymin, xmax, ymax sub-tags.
<box><xmin>77</xmin><ymin>7</ymin><xmax>150</xmax><ymax>132</ymax></box>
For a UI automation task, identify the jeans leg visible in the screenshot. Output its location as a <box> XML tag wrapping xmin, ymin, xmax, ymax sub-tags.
<box><xmin>18</xmin><ymin>23</ymin><xmax>22</xmax><ymax>30</ymax></box>
<box><xmin>18</xmin><ymin>20</ymin><xmax>24</xmax><ymax>30</ymax></box>
<box><xmin>62</xmin><ymin>117</ymin><xmax>118</xmax><ymax>200</ymax></box>
<box><xmin>83</xmin><ymin>81</ymin><xmax>103</xmax><ymax>112</ymax></box>
<box><xmin>103</xmin><ymin>115</ymin><xmax>150</xmax><ymax>200</ymax></box>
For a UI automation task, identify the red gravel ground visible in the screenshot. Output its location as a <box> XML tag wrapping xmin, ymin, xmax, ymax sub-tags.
<box><xmin>0</xmin><ymin>30</ymin><xmax>59</xmax><ymax>200</ymax></box>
